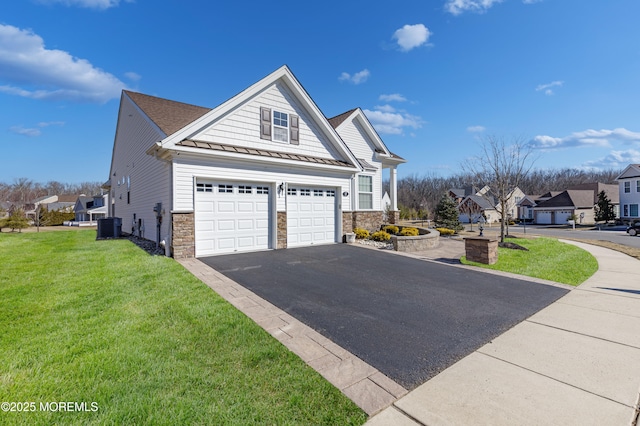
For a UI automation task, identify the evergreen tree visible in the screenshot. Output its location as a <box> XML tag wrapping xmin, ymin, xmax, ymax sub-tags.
<box><xmin>6</xmin><ymin>209</ymin><xmax>29</xmax><ymax>232</ymax></box>
<box><xmin>434</xmin><ymin>194</ymin><xmax>462</xmax><ymax>230</ymax></box>
<box><xmin>594</xmin><ymin>190</ymin><xmax>615</xmax><ymax>224</ymax></box>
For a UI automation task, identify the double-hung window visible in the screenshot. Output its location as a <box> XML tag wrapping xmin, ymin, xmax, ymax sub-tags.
<box><xmin>624</xmin><ymin>182</ymin><xmax>631</xmax><ymax>193</ymax></box>
<box><xmin>636</xmin><ymin>180</ymin><xmax>640</xmax><ymax>192</ymax></box>
<box><xmin>273</xmin><ymin>111</ymin><xmax>289</xmax><ymax>142</ymax></box>
<box><xmin>358</xmin><ymin>175</ymin><xmax>373</xmax><ymax>210</ymax></box>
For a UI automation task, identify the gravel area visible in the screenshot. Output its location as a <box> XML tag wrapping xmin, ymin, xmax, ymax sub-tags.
<box><xmin>125</xmin><ymin>234</ymin><xmax>166</xmax><ymax>256</ymax></box>
<box><xmin>355</xmin><ymin>239</ymin><xmax>394</xmax><ymax>250</ymax></box>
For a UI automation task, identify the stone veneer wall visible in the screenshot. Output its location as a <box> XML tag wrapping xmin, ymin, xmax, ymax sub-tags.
<box><xmin>277</xmin><ymin>212</ymin><xmax>287</xmax><ymax>249</ymax></box>
<box><xmin>172</xmin><ymin>212</ymin><xmax>195</xmax><ymax>259</ymax></box>
<box><xmin>343</xmin><ymin>211</ymin><xmax>384</xmax><ymax>234</ymax></box>
<box><xmin>464</xmin><ymin>237</ymin><xmax>498</xmax><ymax>264</ymax></box>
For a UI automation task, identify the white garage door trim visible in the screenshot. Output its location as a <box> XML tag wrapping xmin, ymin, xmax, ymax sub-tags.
<box><xmin>195</xmin><ymin>181</ymin><xmax>271</xmax><ymax>256</ymax></box>
<box><xmin>287</xmin><ymin>186</ymin><xmax>337</xmax><ymax>247</ymax></box>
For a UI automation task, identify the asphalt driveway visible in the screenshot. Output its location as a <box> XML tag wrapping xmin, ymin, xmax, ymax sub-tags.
<box><xmin>201</xmin><ymin>244</ymin><xmax>569</xmax><ymax>389</ymax></box>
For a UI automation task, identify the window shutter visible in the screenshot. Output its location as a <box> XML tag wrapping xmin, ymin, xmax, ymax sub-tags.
<box><xmin>260</xmin><ymin>107</ymin><xmax>272</xmax><ymax>140</ymax></box>
<box><xmin>290</xmin><ymin>114</ymin><xmax>299</xmax><ymax>145</ymax></box>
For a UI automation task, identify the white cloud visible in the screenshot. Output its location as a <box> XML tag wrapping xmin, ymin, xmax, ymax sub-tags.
<box><xmin>9</xmin><ymin>121</ymin><xmax>64</xmax><ymax>137</ymax></box>
<box><xmin>10</xmin><ymin>125</ymin><xmax>41</xmax><ymax>137</ymax></box>
<box><xmin>124</xmin><ymin>71</ymin><xmax>141</xmax><ymax>82</ymax></box>
<box><xmin>467</xmin><ymin>125</ymin><xmax>486</xmax><ymax>133</ymax></box>
<box><xmin>530</xmin><ymin>128</ymin><xmax>640</xmax><ymax>149</ymax></box>
<box><xmin>0</xmin><ymin>24</ymin><xmax>127</xmax><ymax>103</ymax></box>
<box><xmin>583</xmin><ymin>149</ymin><xmax>640</xmax><ymax>169</ymax></box>
<box><xmin>536</xmin><ymin>80</ymin><xmax>563</xmax><ymax>96</ymax></box>
<box><xmin>36</xmin><ymin>0</ymin><xmax>131</xmax><ymax>9</ymax></box>
<box><xmin>393</xmin><ymin>24</ymin><xmax>431</xmax><ymax>52</ymax></box>
<box><xmin>363</xmin><ymin>106</ymin><xmax>423</xmax><ymax>135</ymax></box>
<box><xmin>338</xmin><ymin>69</ymin><xmax>370</xmax><ymax>85</ymax></box>
<box><xmin>379</xmin><ymin>93</ymin><xmax>407</xmax><ymax>102</ymax></box>
<box><xmin>445</xmin><ymin>0</ymin><xmax>504</xmax><ymax>15</ymax></box>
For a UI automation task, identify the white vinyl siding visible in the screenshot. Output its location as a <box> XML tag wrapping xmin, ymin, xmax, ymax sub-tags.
<box><xmin>192</xmin><ymin>83</ymin><xmax>343</xmax><ymax>161</ymax></box>
<box><xmin>172</xmin><ymin>156</ymin><xmax>353</xmax><ymax>214</ymax></box>
<box><xmin>110</xmin><ymin>95</ymin><xmax>171</xmax><ymax>242</ymax></box>
<box><xmin>334</xmin><ymin>118</ymin><xmax>383</xmax><ymax>211</ymax></box>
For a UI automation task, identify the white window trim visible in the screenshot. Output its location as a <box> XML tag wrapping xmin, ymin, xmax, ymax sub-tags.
<box><xmin>272</xmin><ymin>110</ymin><xmax>289</xmax><ymax>143</ymax></box>
<box><xmin>357</xmin><ymin>175</ymin><xmax>374</xmax><ymax>210</ymax></box>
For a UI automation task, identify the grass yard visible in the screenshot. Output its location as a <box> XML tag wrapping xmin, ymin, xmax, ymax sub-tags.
<box><xmin>461</xmin><ymin>237</ymin><xmax>598</xmax><ymax>286</ymax></box>
<box><xmin>0</xmin><ymin>230</ymin><xmax>366</xmax><ymax>425</ymax></box>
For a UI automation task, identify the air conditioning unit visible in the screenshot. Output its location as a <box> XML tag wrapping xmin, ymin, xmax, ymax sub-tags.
<box><xmin>97</xmin><ymin>217</ymin><xmax>122</xmax><ymax>239</ymax></box>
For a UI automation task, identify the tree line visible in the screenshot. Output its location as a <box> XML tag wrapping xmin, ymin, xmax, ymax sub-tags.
<box><xmin>394</xmin><ymin>167</ymin><xmax>621</xmax><ymax>218</ymax></box>
<box><xmin>0</xmin><ymin>178</ymin><xmax>104</xmax><ymax>206</ymax></box>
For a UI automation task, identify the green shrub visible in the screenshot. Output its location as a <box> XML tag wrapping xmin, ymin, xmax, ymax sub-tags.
<box><xmin>436</xmin><ymin>227</ymin><xmax>455</xmax><ymax>236</ymax></box>
<box><xmin>400</xmin><ymin>227</ymin><xmax>419</xmax><ymax>236</ymax></box>
<box><xmin>353</xmin><ymin>227</ymin><xmax>370</xmax><ymax>239</ymax></box>
<box><xmin>382</xmin><ymin>225</ymin><xmax>399</xmax><ymax>235</ymax></box>
<box><xmin>371</xmin><ymin>230</ymin><xmax>391</xmax><ymax>242</ymax></box>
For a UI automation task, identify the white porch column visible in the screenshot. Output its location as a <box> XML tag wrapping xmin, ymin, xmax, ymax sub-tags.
<box><xmin>390</xmin><ymin>166</ymin><xmax>398</xmax><ymax>211</ymax></box>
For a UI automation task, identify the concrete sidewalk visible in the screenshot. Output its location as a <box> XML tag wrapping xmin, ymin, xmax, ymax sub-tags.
<box><xmin>367</xmin><ymin>240</ymin><xmax>640</xmax><ymax>426</ymax></box>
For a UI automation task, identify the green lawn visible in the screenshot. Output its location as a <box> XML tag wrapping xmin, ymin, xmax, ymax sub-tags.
<box><xmin>461</xmin><ymin>237</ymin><xmax>598</xmax><ymax>286</ymax></box>
<box><xmin>0</xmin><ymin>230</ymin><xmax>366</xmax><ymax>425</ymax></box>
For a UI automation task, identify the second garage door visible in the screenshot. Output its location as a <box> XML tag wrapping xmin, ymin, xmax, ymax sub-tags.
<box><xmin>287</xmin><ymin>186</ymin><xmax>336</xmax><ymax>247</ymax></box>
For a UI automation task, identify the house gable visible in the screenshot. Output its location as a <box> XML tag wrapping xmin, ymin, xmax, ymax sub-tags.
<box><xmin>156</xmin><ymin>66</ymin><xmax>360</xmax><ymax>171</ymax></box>
<box><xmin>616</xmin><ymin>164</ymin><xmax>640</xmax><ymax>180</ymax></box>
<box><xmin>189</xmin><ymin>81</ymin><xmax>345</xmax><ymax>162</ymax></box>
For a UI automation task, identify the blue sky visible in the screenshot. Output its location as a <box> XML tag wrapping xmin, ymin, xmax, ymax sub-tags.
<box><xmin>1</xmin><ymin>0</ymin><xmax>640</xmax><ymax>184</ymax></box>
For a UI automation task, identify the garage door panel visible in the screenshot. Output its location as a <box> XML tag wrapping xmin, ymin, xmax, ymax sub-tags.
<box><xmin>217</xmin><ymin>202</ymin><xmax>235</xmax><ymax>213</ymax></box>
<box><xmin>195</xmin><ymin>181</ymin><xmax>271</xmax><ymax>256</ymax></box>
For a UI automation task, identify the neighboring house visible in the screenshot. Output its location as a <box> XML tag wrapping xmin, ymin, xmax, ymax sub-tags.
<box><xmin>458</xmin><ymin>195</ymin><xmax>498</xmax><ymax>223</ymax></box>
<box><xmin>532</xmin><ymin>183</ymin><xmax>618</xmax><ymax>224</ymax></box>
<box><xmin>106</xmin><ymin>65</ymin><xmax>405</xmax><ymax>258</ymax></box>
<box><xmin>516</xmin><ymin>195</ymin><xmax>539</xmax><ymax>222</ymax></box>
<box><xmin>617</xmin><ymin>164</ymin><xmax>640</xmax><ymax>223</ymax></box>
<box><xmin>25</xmin><ymin>195</ymin><xmax>78</xmax><ymax>219</ymax></box>
<box><xmin>454</xmin><ymin>186</ymin><xmax>523</xmax><ymax>224</ymax></box>
<box><xmin>74</xmin><ymin>194</ymin><xmax>108</xmax><ymax>222</ymax></box>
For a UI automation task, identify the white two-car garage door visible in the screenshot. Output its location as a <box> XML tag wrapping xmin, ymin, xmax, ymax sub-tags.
<box><xmin>195</xmin><ymin>181</ymin><xmax>271</xmax><ymax>256</ymax></box>
<box><xmin>287</xmin><ymin>186</ymin><xmax>336</xmax><ymax>247</ymax></box>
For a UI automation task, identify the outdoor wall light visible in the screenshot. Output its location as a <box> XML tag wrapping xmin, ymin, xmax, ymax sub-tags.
<box><xmin>342</xmin><ymin>191</ymin><xmax>349</xmax><ymax>197</ymax></box>
<box><xmin>278</xmin><ymin>183</ymin><xmax>285</xmax><ymax>192</ymax></box>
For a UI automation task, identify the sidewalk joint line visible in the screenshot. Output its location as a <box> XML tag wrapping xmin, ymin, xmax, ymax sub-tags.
<box><xmin>390</xmin><ymin>404</ymin><xmax>428</xmax><ymax>426</ymax></box>
<box><xmin>525</xmin><ymin>319</ymin><xmax>640</xmax><ymax>350</ymax></box>
<box><xmin>476</xmin><ymin>351</ymin><xmax>635</xmax><ymax>409</ymax></box>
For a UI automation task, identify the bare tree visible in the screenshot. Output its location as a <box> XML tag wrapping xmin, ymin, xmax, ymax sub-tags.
<box><xmin>463</xmin><ymin>136</ymin><xmax>535</xmax><ymax>242</ymax></box>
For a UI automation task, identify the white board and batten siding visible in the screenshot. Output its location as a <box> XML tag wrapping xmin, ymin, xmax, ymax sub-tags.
<box><xmin>334</xmin><ymin>118</ymin><xmax>383</xmax><ymax>211</ymax></box>
<box><xmin>192</xmin><ymin>83</ymin><xmax>342</xmax><ymax>161</ymax></box>
<box><xmin>110</xmin><ymin>96</ymin><xmax>172</xmax><ymax>243</ymax></box>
